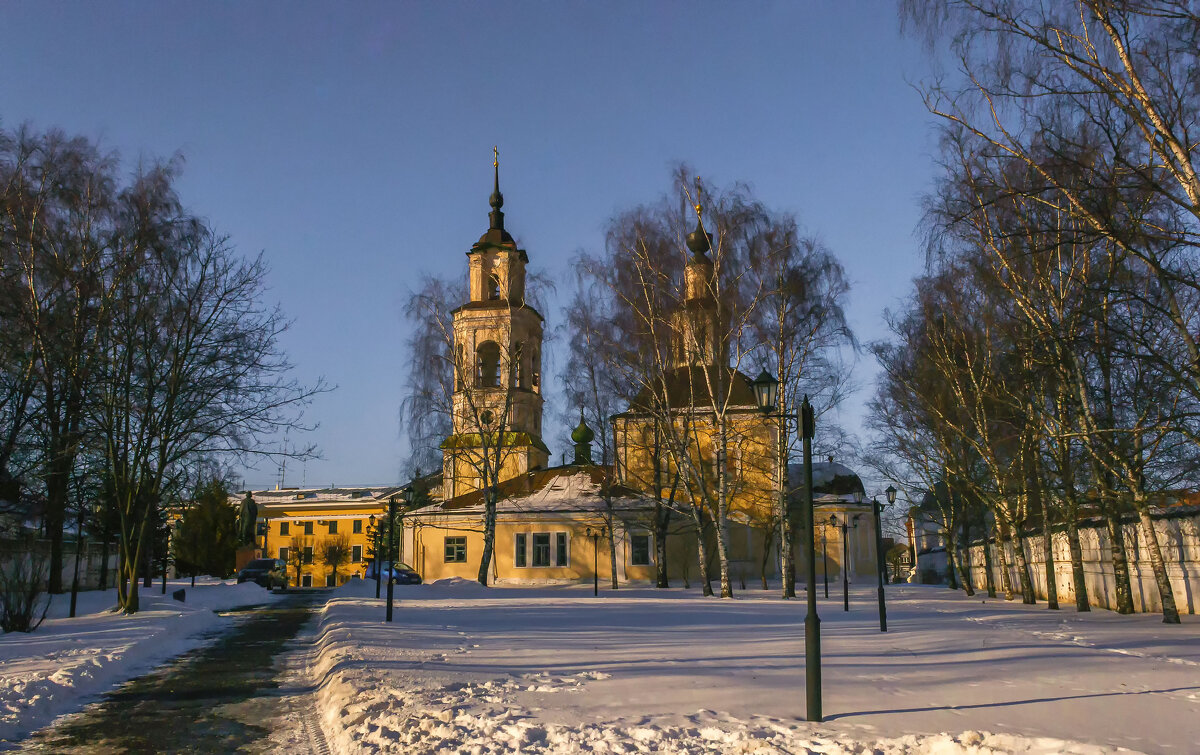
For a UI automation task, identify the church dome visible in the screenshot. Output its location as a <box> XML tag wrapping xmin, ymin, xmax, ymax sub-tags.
<box><xmin>786</xmin><ymin>458</ymin><xmax>865</xmax><ymax>500</ymax></box>
<box><xmin>571</xmin><ymin>415</ymin><xmax>595</xmax><ymax>444</ymax></box>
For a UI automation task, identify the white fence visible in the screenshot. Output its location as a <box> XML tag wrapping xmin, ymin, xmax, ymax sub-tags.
<box><xmin>916</xmin><ymin>507</ymin><xmax>1200</xmax><ymax>614</ymax></box>
<box><xmin>0</xmin><ymin>539</ymin><xmax>119</xmax><ymax>592</ymax></box>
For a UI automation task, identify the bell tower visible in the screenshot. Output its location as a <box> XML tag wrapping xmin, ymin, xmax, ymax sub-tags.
<box><xmin>441</xmin><ymin>150</ymin><xmax>549</xmax><ymax>497</ymax></box>
<box><xmin>672</xmin><ymin>205</ymin><xmax>720</xmax><ymax>368</ymax></box>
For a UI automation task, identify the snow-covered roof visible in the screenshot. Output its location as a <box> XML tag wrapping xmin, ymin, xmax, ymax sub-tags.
<box><xmin>786</xmin><ymin>460</ymin><xmax>865</xmax><ymax>500</ymax></box>
<box><xmin>409</xmin><ymin>467</ymin><xmax>653</xmax><ymax>519</ymax></box>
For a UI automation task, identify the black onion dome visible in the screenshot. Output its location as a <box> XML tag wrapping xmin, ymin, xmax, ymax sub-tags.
<box><xmin>571</xmin><ymin>414</ymin><xmax>595</xmax><ymax>444</ymax></box>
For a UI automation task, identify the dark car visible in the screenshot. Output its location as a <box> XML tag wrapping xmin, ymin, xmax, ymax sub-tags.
<box><xmin>365</xmin><ymin>562</ymin><xmax>422</xmax><ymax>585</ymax></box>
<box><xmin>237</xmin><ymin>558</ymin><xmax>285</xmax><ymax>588</ymax></box>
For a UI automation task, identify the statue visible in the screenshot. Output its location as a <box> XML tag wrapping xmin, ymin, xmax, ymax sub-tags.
<box><xmin>237</xmin><ymin>492</ymin><xmax>258</xmax><ymax>546</ymax></box>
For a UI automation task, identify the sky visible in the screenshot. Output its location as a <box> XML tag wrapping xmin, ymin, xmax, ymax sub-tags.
<box><xmin>2</xmin><ymin>2</ymin><xmax>942</xmax><ymax>492</ymax></box>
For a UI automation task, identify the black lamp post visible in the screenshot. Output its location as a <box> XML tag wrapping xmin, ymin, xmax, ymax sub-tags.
<box><xmin>369</xmin><ymin>514</ymin><xmax>380</xmax><ymax>599</ymax></box>
<box><xmin>830</xmin><ymin>513</ymin><xmax>860</xmax><ymax>612</ymax></box>
<box><xmin>386</xmin><ymin>487</ymin><xmax>410</xmax><ymax>622</ymax></box>
<box><xmin>872</xmin><ymin>485</ymin><xmax>898</xmax><ymax>632</ymax></box>
<box><xmin>586</xmin><ymin>526</ymin><xmax>607</xmax><ymax>596</ymax></box>
<box><xmin>751</xmin><ymin>369</ymin><xmax>822</xmax><ymax>722</ymax></box>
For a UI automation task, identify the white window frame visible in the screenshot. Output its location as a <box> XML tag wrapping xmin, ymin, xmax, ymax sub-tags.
<box><xmin>278</xmin><ymin>546</ymin><xmax>289</xmax><ymax>563</ymax></box>
<box><xmin>301</xmin><ymin>574</ymin><xmax>312</xmax><ymax>587</ymax></box>
<box><xmin>555</xmin><ymin>532</ymin><xmax>569</xmax><ymax>567</ymax></box>
<box><xmin>351</xmin><ymin>544</ymin><xmax>362</xmax><ymax>563</ymax></box>
<box><xmin>630</xmin><ymin>532</ymin><xmax>652</xmax><ymax>566</ymax></box>
<box><xmin>532</xmin><ymin>533</ymin><xmax>551</xmax><ymax>567</ymax></box>
<box><xmin>514</xmin><ymin>533</ymin><xmax>527</xmax><ymax>568</ymax></box>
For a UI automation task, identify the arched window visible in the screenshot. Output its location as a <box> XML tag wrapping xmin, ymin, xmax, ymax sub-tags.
<box><xmin>487</xmin><ymin>273</ymin><xmax>501</xmax><ymax>300</ymax></box>
<box><xmin>531</xmin><ymin>347</ymin><xmax>540</xmax><ymax>389</ymax></box>
<box><xmin>476</xmin><ymin>341</ymin><xmax>501</xmax><ymax>387</ymax></box>
<box><xmin>456</xmin><ymin>345</ymin><xmax>464</xmax><ymax>391</ymax></box>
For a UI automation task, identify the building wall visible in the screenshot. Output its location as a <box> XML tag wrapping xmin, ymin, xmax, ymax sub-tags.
<box><xmin>917</xmin><ymin>509</ymin><xmax>1200</xmax><ymax>614</ymax></box>
<box><xmin>259</xmin><ymin>503</ymin><xmax>384</xmax><ymax>588</ymax></box>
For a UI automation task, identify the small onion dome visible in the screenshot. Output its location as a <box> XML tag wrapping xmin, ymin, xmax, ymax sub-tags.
<box><xmin>571</xmin><ymin>413</ymin><xmax>595</xmax><ymax>444</ymax></box>
<box><xmin>686</xmin><ymin>204</ymin><xmax>712</xmax><ymax>257</ymax></box>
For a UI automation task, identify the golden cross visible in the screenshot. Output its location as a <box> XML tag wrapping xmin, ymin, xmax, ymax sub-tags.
<box><xmin>493</xmin><ymin>145</ymin><xmax>499</xmax><ymax>168</ymax></box>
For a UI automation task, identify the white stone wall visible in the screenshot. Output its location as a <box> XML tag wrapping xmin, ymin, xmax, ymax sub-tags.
<box><xmin>916</xmin><ymin>509</ymin><xmax>1200</xmax><ymax>614</ymax></box>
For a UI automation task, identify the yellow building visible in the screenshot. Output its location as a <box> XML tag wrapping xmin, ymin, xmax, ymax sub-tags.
<box><xmin>275</xmin><ymin>163</ymin><xmax>881</xmax><ymax>590</ymax></box>
<box><xmin>248</xmin><ymin>486</ymin><xmax>405</xmax><ymax>587</ymax></box>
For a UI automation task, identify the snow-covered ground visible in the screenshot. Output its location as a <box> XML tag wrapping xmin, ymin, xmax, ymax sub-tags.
<box><xmin>294</xmin><ymin>580</ymin><xmax>1198</xmax><ymax>754</ymax></box>
<box><xmin>0</xmin><ymin>577</ymin><xmax>283</xmax><ymax>745</ymax></box>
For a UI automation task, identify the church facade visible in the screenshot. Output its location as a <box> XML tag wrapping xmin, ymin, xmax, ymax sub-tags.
<box><xmin>402</xmin><ymin>162</ymin><xmax>881</xmax><ymax>588</ymax></box>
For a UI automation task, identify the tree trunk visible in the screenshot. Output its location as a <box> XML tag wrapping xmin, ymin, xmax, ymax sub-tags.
<box><xmin>1013</xmin><ymin>527</ymin><xmax>1036</xmax><ymax>605</ymax></box>
<box><xmin>691</xmin><ymin>507</ymin><xmax>713</xmax><ymax>596</ymax></box>
<box><xmin>654</xmin><ymin>503</ymin><xmax>670</xmax><ymax>588</ymax></box>
<box><xmin>760</xmin><ymin>525</ymin><xmax>773</xmax><ymax>590</ymax></box>
<box><xmin>43</xmin><ymin>466</ymin><xmax>69</xmax><ymax>594</ymax></box>
<box><xmin>714</xmin><ymin>442</ymin><xmax>733</xmax><ymax>599</ymax></box>
<box><xmin>1135</xmin><ymin>506</ymin><xmax>1181</xmax><ymax>624</ymax></box>
<box><xmin>982</xmin><ymin>533</ymin><xmax>997</xmax><ymax>598</ymax></box>
<box><xmin>1042</xmin><ymin>511</ymin><xmax>1059</xmax><ymax>610</ymax></box>
<box><xmin>995</xmin><ymin>521</ymin><xmax>1015</xmax><ymax>600</ymax></box>
<box><xmin>1065</xmin><ymin>518</ymin><xmax>1089</xmax><ymax>611</ymax></box>
<box><xmin>1105</xmin><ymin>511</ymin><xmax>1135</xmax><ymax>614</ymax></box>
<box><xmin>477</xmin><ymin>487</ymin><xmax>497</xmax><ymax>587</ymax></box>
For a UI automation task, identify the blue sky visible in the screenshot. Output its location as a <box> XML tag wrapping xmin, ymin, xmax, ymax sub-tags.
<box><xmin>2</xmin><ymin>2</ymin><xmax>940</xmax><ymax>490</ymax></box>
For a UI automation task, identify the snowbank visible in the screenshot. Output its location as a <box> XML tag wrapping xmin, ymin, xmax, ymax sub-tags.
<box><xmin>290</xmin><ymin>582</ymin><xmax>1182</xmax><ymax>753</ymax></box>
<box><xmin>0</xmin><ymin>578</ymin><xmax>283</xmax><ymax>744</ymax></box>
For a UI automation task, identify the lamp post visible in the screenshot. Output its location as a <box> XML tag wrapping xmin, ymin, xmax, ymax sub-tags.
<box><xmin>830</xmin><ymin>513</ymin><xmax>860</xmax><ymax>612</ymax></box>
<box><xmin>872</xmin><ymin>485</ymin><xmax>898</xmax><ymax>632</ymax></box>
<box><xmin>586</xmin><ymin>526</ymin><xmax>607</xmax><ymax>596</ymax></box>
<box><xmin>751</xmin><ymin>369</ymin><xmax>821</xmax><ymax>722</ymax></box>
<box><xmin>370</xmin><ymin>514</ymin><xmax>380</xmax><ymax>599</ymax></box>
<box><xmin>386</xmin><ymin>487</ymin><xmax>410</xmax><ymax>622</ymax></box>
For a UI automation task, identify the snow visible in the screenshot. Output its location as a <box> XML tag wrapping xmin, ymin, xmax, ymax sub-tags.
<box><xmin>0</xmin><ymin>577</ymin><xmax>284</xmax><ymax>744</ymax></box>
<box><xmin>288</xmin><ymin>580</ymin><xmax>1198</xmax><ymax>754</ymax></box>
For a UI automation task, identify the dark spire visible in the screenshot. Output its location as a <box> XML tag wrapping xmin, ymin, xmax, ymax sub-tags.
<box><xmin>686</xmin><ymin>202</ymin><xmax>711</xmax><ymax>257</ymax></box>
<box><xmin>489</xmin><ymin>145</ymin><xmax>505</xmax><ymax>231</ymax></box>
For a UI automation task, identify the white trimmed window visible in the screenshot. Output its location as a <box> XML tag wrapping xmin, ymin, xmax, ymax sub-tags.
<box><xmin>515</xmin><ymin>533</ymin><xmax>527</xmax><ymax>568</ymax></box>
<box><xmin>445</xmin><ymin>536</ymin><xmax>467</xmax><ymax>563</ymax></box>
<box><xmin>352</xmin><ymin>545</ymin><xmax>362</xmax><ymax>563</ymax></box>
<box><xmin>630</xmin><ymin>533</ymin><xmax>652</xmax><ymax>566</ymax></box>
<box><xmin>556</xmin><ymin>532</ymin><xmax>568</xmax><ymax>567</ymax></box>
<box><xmin>278</xmin><ymin>547</ymin><xmax>289</xmax><ymax>563</ymax></box>
<box><xmin>301</xmin><ymin>574</ymin><xmax>312</xmax><ymax>587</ymax></box>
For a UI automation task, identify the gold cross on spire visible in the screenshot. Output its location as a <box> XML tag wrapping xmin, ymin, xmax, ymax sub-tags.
<box><xmin>493</xmin><ymin>145</ymin><xmax>499</xmax><ymax>168</ymax></box>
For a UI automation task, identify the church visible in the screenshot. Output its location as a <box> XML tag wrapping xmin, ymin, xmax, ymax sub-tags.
<box><xmin>399</xmin><ymin>159</ymin><xmax>881</xmax><ymax>589</ymax></box>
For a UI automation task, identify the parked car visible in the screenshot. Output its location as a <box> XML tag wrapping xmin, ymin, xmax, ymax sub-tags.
<box><xmin>364</xmin><ymin>562</ymin><xmax>422</xmax><ymax>585</ymax></box>
<box><xmin>237</xmin><ymin>558</ymin><xmax>286</xmax><ymax>588</ymax></box>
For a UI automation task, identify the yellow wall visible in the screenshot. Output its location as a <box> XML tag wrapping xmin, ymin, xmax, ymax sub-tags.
<box><xmin>258</xmin><ymin>504</ymin><xmax>385</xmax><ymax>588</ymax></box>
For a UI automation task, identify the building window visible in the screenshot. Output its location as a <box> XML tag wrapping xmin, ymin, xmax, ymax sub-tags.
<box><xmin>487</xmin><ymin>272</ymin><xmax>501</xmax><ymax>300</ymax></box>
<box><xmin>532</xmin><ymin>533</ymin><xmax>551</xmax><ymax>567</ymax></box>
<box><xmin>353</xmin><ymin>519</ymin><xmax>363</xmax><ymax>534</ymax></box>
<box><xmin>445</xmin><ymin>537</ymin><xmax>467</xmax><ymax>563</ymax></box>
<box><xmin>476</xmin><ymin>342</ymin><xmax>501</xmax><ymax>388</ymax></box>
<box><xmin>352</xmin><ymin>545</ymin><xmax>362</xmax><ymax>563</ymax></box>
<box><xmin>280</xmin><ymin>522</ymin><xmax>290</xmax><ymax>536</ymax></box>
<box><xmin>303</xmin><ymin>546</ymin><xmax>314</xmax><ymax>565</ymax></box>
<box><xmin>301</xmin><ymin>574</ymin><xmax>312</xmax><ymax>587</ymax></box>
<box><xmin>631</xmin><ymin>533</ymin><xmax>651</xmax><ymax>566</ymax></box>
<box><xmin>328</xmin><ymin>520</ymin><xmax>338</xmax><ymax>534</ymax></box>
<box><xmin>304</xmin><ymin>521</ymin><xmax>314</xmax><ymax>536</ymax></box>
<box><xmin>555</xmin><ymin>532</ymin><xmax>568</xmax><ymax>567</ymax></box>
<box><xmin>531</xmin><ymin>348</ymin><xmax>540</xmax><ymax>389</ymax></box>
<box><xmin>515</xmin><ymin>533</ymin><xmax>527</xmax><ymax>568</ymax></box>
<box><xmin>326</xmin><ymin>574</ymin><xmax>336</xmax><ymax>587</ymax></box>
<box><xmin>279</xmin><ymin>547</ymin><xmax>289</xmax><ymax>563</ymax></box>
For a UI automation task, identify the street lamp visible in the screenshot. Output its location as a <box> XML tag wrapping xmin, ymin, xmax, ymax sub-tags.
<box><xmin>830</xmin><ymin>513</ymin><xmax>860</xmax><ymax>612</ymax></box>
<box><xmin>369</xmin><ymin>514</ymin><xmax>380</xmax><ymax>599</ymax></box>
<box><xmin>385</xmin><ymin>487</ymin><xmax>411</xmax><ymax>622</ymax></box>
<box><xmin>871</xmin><ymin>485</ymin><xmax>898</xmax><ymax>632</ymax></box>
<box><xmin>585</xmin><ymin>525</ymin><xmax>608</xmax><ymax>596</ymax></box>
<box><xmin>752</xmin><ymin>369</ymin><xmax>822</xmax><ymax>722</ymax></box>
